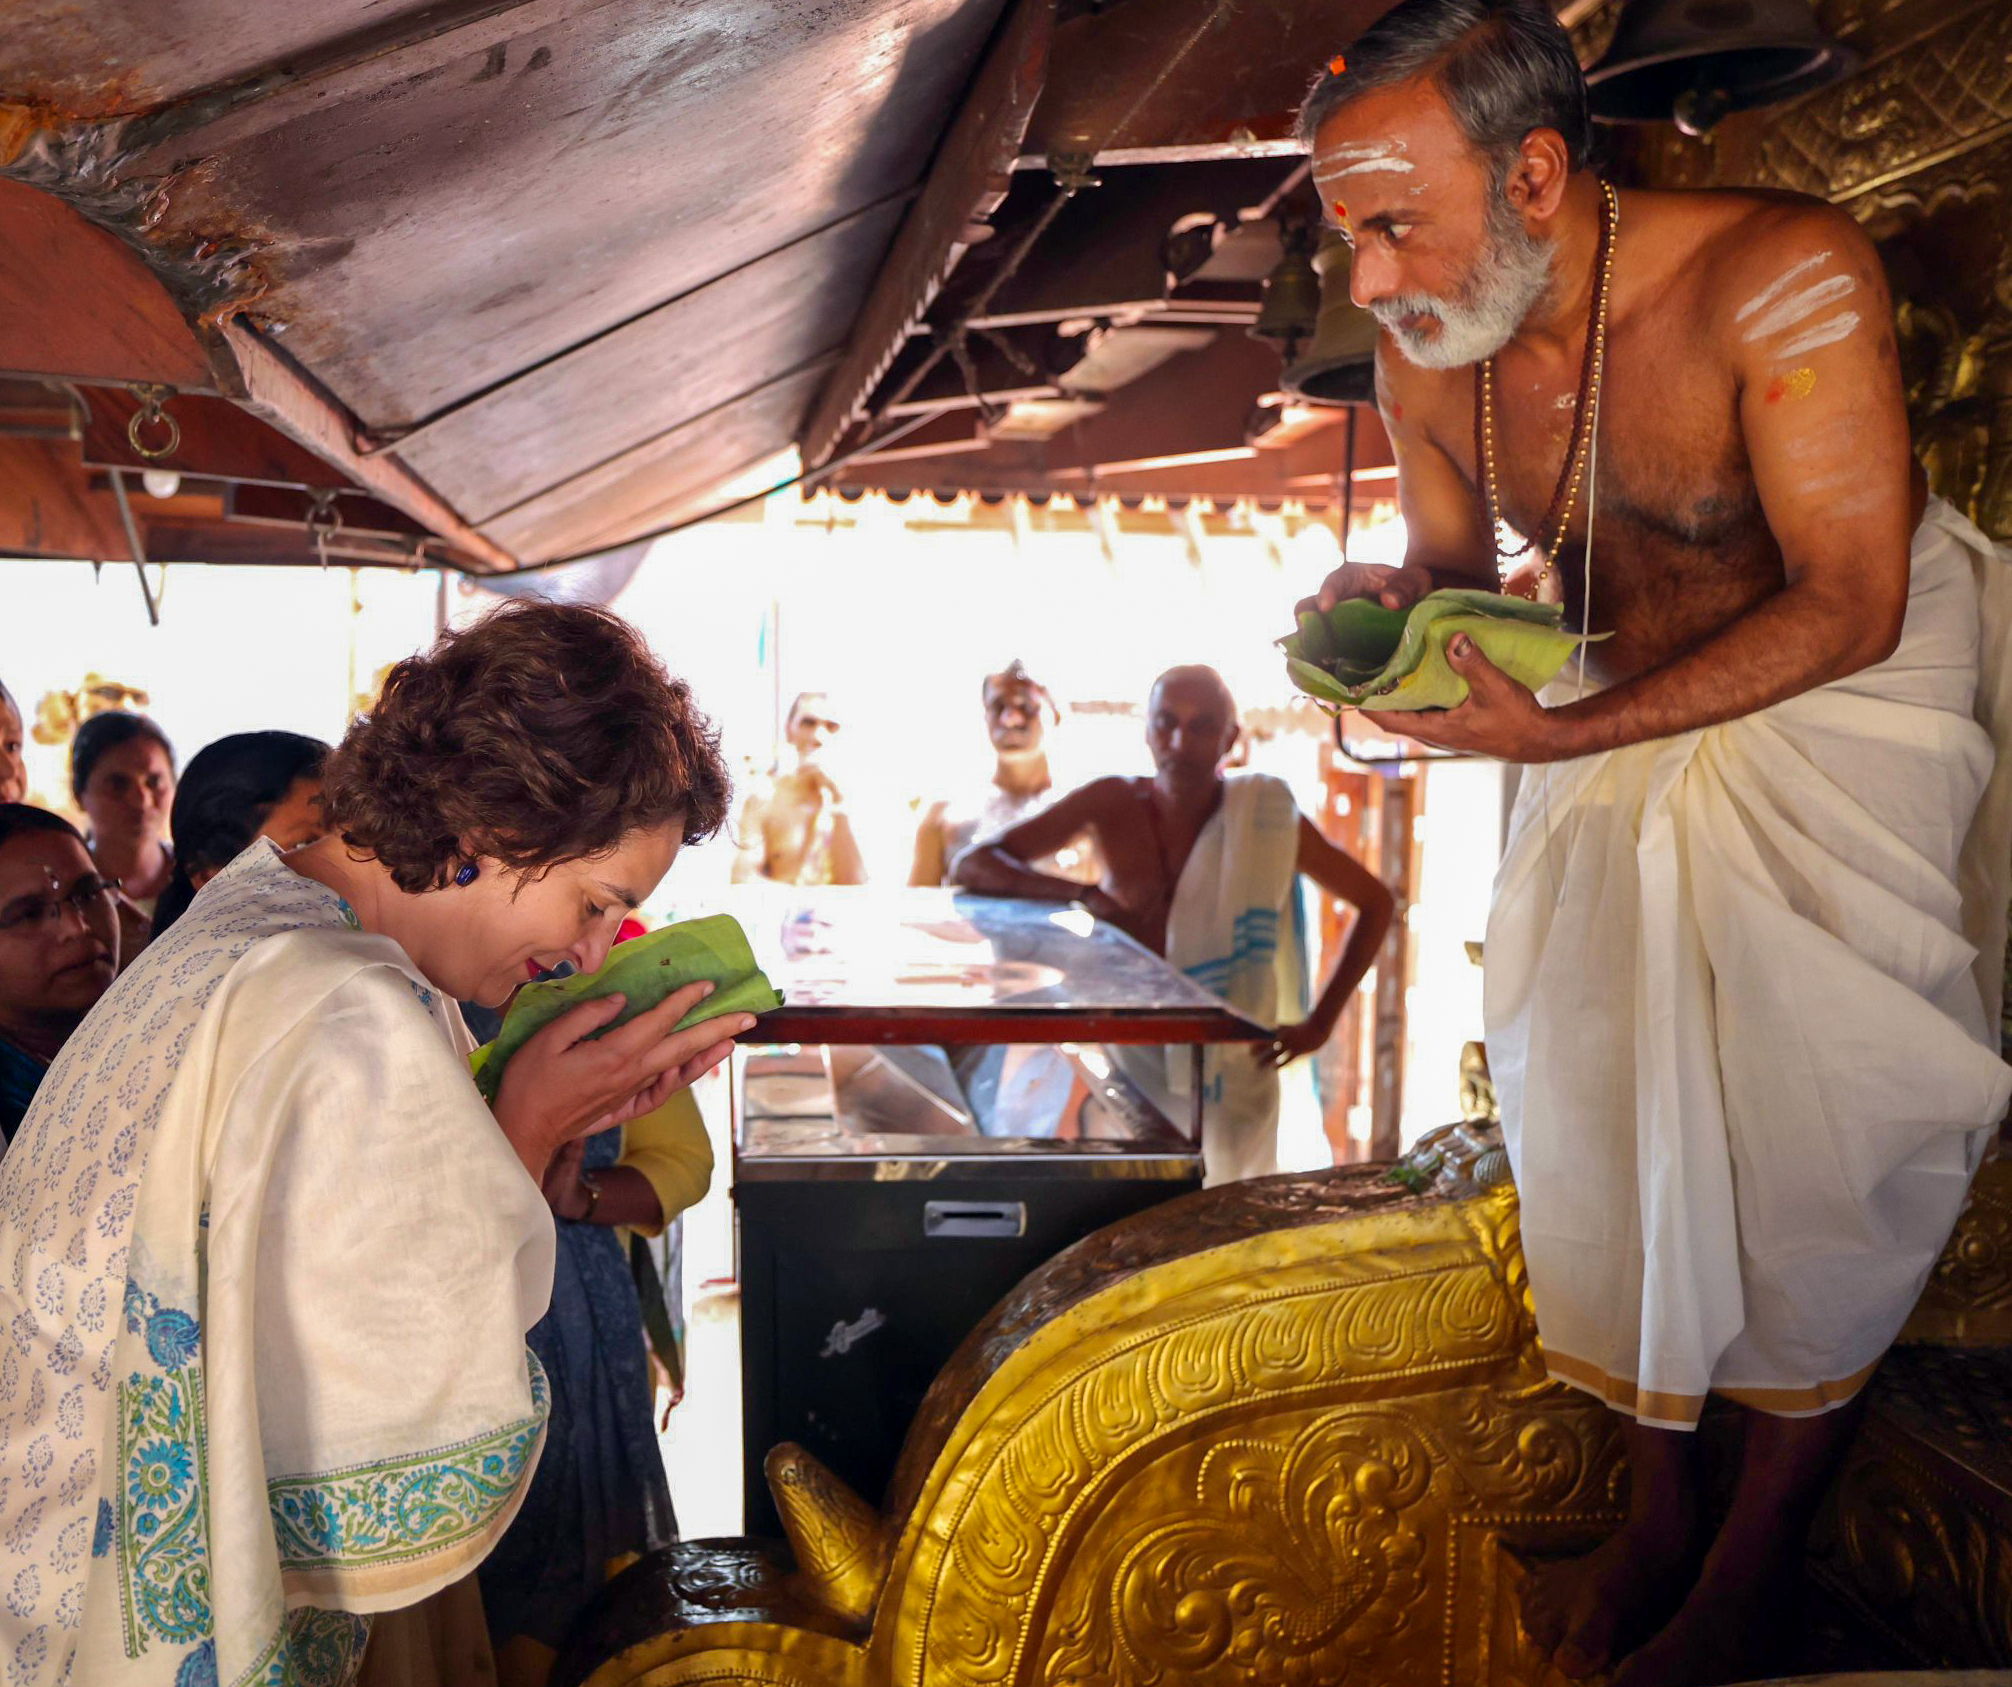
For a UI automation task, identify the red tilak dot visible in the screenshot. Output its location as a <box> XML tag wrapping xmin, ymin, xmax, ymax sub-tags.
<box><xmin>1333</xmin><ymin>200</ymin><xmax>1348</xmax><ymax>222</ymax></box>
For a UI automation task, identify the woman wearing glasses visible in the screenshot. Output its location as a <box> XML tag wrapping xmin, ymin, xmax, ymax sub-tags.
<box><xmin>0</xmin><ymin>602</ymin><xmax>758</xmax><ymax>1687</ymax></box>
<box><xmin>0</xmin><ymin>804</ymin><xmax>120</xmax><ymax>1144</ymax></box>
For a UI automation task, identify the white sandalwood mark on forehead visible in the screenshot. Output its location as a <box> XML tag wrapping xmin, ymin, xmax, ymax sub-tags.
<box><xmin>1777</xmin><ymin>312</ymin><xmax>1861</xmax><ymax>359</ymax></box>
<box><xmin>1741</xmin><ymin>274</ymin><xmax>1857</xmax><ymax>342</ymax></box>
<box><xmin>1330</xmin><ymin>157</ymin><xmax>1417</xmax><ymax>178</ymax></box>
<box><xmin>1313</xmin><ymin>140</ymin><xmax>1408</xmax><ymax>171</ymax></box>
<box><xmin>1735</xmin><ymin>252</ymin><xmax>1833</xmax><ymax>323</ymax></box>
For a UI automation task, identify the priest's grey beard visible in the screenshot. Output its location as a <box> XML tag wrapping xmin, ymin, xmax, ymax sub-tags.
<box><xmin>1372</xmin><ymin>190</ymin><xmax>1555</xmax><ymax>370</ymax></box>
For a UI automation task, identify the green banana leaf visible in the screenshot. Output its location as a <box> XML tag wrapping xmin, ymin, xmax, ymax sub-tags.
<box><xmin>470</xmin><ymin>913</ymin><xmax>782</xmax><ymax>1101</ymax></box>
<box><xmin>1279</xmin><ymin>588</ymin><xmax>1602</xmax><ymax>713</ymax></box>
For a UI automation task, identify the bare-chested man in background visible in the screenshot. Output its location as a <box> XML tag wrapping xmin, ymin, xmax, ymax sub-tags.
<box><xmin>1299</xmin><ymin>2</ymin><xmax>2009</xmax><ymax>1682</ymax></box>
<box><xmin>731</xmin><ymin>691</ymin><xmax>866</xmax><ymax>886</ymax></box>
<box><xmin>909</xmin><ymin>661</ymin><xmax>1096</xmax><ymax>887</ymax></box>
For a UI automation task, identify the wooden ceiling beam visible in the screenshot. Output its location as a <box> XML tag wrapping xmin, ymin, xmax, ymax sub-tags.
<box><xmin>209</xmin><ymin>322</ymin><xmax>517</xmax><ymax>573</ymax></box>
<box><xmin>800</xmin><ymin>0</ymin><xmax>1055</xmax><ymax>468</ymax></box>
<box><xmin>0</xmin><ymin>179</ymin><xmax>215</xmax><ymax>394</ymax></box>
<box><xmin>136</xmin><ymin>517</ymin><xmax>468</xmax><ymax>571</ymax></box>
<box><xmin>0</xmin><ymin>437</ymin><xmax>131</xmax><ymax>560</ymax></box>
<box><xmin>1017</xmin><ymin>0</ymin><xmax>1388</xmax><ymax>169</ymax></box>
<box><xmin>80</xmin><ymin>386</ymin><xmax>350</xmax><ymax>490</ymax></box>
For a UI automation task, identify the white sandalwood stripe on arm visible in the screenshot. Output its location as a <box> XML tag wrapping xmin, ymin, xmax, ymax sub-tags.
<box><xmin>1734</xmin><ymin>251</ymin><xmax>1833</xmax><ymax>323</ymax></box>
<box><xmin>1777</xmin><ymin>312</ymin><xmax>1862</xmax><ymax>359</ymax></box>
<box><xmin>1741</xmin><ymin>274</ymin><xmax>1857</xmax><ymax>342</ymax></box>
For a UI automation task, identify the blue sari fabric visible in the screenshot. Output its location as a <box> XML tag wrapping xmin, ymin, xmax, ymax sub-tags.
<box><xmin>0</xmin><ymin>1036</ymin><xmax>45</xmax><ymax>1149</ymax></box>
<box><xmin>478</xmin><ymin>1128</ymin><xmax>675</xmax><ymax>1649</ymax></box>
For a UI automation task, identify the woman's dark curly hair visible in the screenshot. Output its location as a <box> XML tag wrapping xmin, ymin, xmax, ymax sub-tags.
<box><xmin>321</xmin><ymin>600</ymin><xmax>730</xmax><ymax>893</ymax></box>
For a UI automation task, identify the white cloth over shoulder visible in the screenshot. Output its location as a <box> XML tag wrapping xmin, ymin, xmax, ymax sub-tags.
<box><xmin>1112</xmin><ymin>773</ymin><xmax>1304</xmax><ymax>1185</ymax></box>
<box><xmin>0</xmin><ymin>842</ymin><xmax>553</xmax><ymax>1687</ymax></box>
<box><xmin>1485</xmin><ymin>498</ymin><xmax>2012</xmax><ymax>1429</ymax></box>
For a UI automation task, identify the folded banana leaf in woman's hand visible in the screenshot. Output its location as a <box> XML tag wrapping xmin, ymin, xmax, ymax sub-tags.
<box><xmin>470</xmin><ymin>913</ymin><xmax>782</xmax><ymax>1100</ymax></box>
<box><xmin>1280</xmin><ymin>587</ymin><xmax>1602</xmax><ymax>712</ymax></box>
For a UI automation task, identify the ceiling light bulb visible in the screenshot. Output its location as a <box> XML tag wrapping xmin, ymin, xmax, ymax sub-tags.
<box><xmin>140</xmin><ymin>469</ymin><xmax>182</xmax><ymax>500</ymax></box>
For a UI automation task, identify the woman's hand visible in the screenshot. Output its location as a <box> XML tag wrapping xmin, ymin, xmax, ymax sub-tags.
<box><xmin>493</xmin><ymin>981</ymin><xmax>752</xmax><ymax>1182</ymax></box>
<box><xmin>540</xmin><ymin>1138</ymin><xmax>596</xmax><ymax>1221</ymax></box>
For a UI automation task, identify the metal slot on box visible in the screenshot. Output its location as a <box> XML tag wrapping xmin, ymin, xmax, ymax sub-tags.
<box><xmin>923</xmin><ymin>1200</ymin><xmax>1027</xmax><ymax>1239</ymax></box>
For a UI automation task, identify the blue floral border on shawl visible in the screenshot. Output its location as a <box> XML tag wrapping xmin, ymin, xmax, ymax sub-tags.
<box><xmin>267</xmin><ymin>1353</ymin><xmax>549</xmax><ymax>1573</ymax></box>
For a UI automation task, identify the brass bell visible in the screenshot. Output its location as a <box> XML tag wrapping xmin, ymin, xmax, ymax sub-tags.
<box><xmin>1248</xmin><ymin>219</ymin><xmax>1322</xmax><ymax>362</ymax></box>
<box><xmin>1281</xmin><ymin>232</ymin><xmax>1381</xmax><ymax>408</ymax></box>
<box><xmin>1585</xmin><ymin>0</ymin><xmax>1858</xmax><ymax>137</ymax></box>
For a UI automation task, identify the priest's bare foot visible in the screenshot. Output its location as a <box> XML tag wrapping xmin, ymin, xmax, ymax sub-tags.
<box><xmin>1520</xmin><ymin>1421</ymin><xmax>1701</xmax><ymax>1678</ymax></box>
<box><xmin>1521</xmin><ymin>1521</ymin><xmax>1697</xmax><ymax>1677</ymax></box>
<box><xmin>1611</xmin><ymin>1398</ymin><xmax>1867</xmax><ymax>1687</ymax></box>
<box><xmin>1607</xmin><ymin>1574</ymin><xmax>1787</xmax><ymax>1687</ymax></box>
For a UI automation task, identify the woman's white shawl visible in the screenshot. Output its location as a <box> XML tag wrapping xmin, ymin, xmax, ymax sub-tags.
<box><xmin>0</xmin><ymin>843</ymin><xmax>553</xmax><ymax>1687</ymax></box>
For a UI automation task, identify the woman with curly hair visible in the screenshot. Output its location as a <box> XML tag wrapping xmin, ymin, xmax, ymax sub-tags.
<box><xmin>0</xmin><ymin>602</ymin><xmax>748</xmax><ymax>1687</ymax></box>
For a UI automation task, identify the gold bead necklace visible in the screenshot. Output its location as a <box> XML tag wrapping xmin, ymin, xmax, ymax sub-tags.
<box><xmin>1475</xmin><ymin>179</ymin><xmax>1620</xmax><ymax>600</ymax></box>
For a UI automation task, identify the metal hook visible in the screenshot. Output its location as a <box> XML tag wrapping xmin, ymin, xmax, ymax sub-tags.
<box><xmin>126</xmin><ymin>383</ymin><xmax>180</xmax><ymax>460</ymax></box>
<box><xmin>306</xmin><ymin>489</ymin><xmax>342</xmax><ymax>567</ymax></box>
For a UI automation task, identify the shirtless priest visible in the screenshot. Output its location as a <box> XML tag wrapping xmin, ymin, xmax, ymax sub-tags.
<box><xmin>952</xmin><ymin>665</ymin><xmax>1392</xmax><ymax>1184</ymax></box>
<box><xmin>1302</xmin><ymin>2</ymin><xmax>2012</xmax><ymax>1682</ymax></box>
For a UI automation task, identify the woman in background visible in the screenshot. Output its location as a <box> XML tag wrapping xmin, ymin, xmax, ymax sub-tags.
<box><xmin>152</xmin><ymin>730</ymin><xmax>329</xmax><ymax>938</ymax></box>
<box><xmin>0</xmin><ymin>680</ymin><xmax>26</xmax><ymax>806</ymax></box>
<box><xmin>71</xmin><ymin>710</ymin><xmax>177</xmax><ymax>964</ymax></box>
<box><xmin>479</xmin><ymin>1071</ymin><xmax>713</xmax><ymax>1686</ymax></box>
<box><xmin>0</xmin><ymin>804</ymin><xmax>119</xmax><ymax>1144</ymax></box>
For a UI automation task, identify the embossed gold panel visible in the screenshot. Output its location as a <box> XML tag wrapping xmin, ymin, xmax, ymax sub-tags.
<box><xmin>580</xmin><ymin>1181</ymin><xmax>1624</xmax><ymax>1687</ymax></box>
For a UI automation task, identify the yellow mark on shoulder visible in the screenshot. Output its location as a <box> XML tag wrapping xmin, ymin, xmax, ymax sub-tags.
<box><xmin>1765</xmin><ymin>366</ymin><xmax>1818</xmax><ymax>405</ymax></box>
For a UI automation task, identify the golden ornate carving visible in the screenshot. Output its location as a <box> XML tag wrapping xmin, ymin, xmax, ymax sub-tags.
<box><xmin>1901</xmin><ymin>1154</ymin><xmax>2012</xmax><ymax>1345</ymax></box>
<box><xmin>569</xmin><ymin>1128</ymin><xmax>2012</xmax><ymax>1687</ymax></box>
<box><xmin>571</xmin><ymin>1175</ymin><xmax>1624</xmax><ymax>1687</ymax></box>
<box><xmin>765</xmin><ymin>1444</ymin><xmax>889</xmax><ymax>1628</ymax></box>
<box><xmin>1748</xmin><ymin>3</ymin><xmax>2012</xmax><ymax>203</ymax></box>
<box><xmin>1809</xmin><ymin>1344</ymin><xmax>2012</xmax><ymax>1668</ymax></box>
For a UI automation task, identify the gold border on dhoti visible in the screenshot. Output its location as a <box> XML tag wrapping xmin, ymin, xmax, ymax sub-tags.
<box><xmin>1540</xmin><ymin>1347</ymin><xmax>1882</xmax><ymax>1427</ymax></box>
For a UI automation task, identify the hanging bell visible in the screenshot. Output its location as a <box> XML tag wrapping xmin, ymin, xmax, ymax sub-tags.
<box><xmin>1585</xmin><ymin>0</ymin><xmax>1858</xmax><ymax>137</ymax></box>
<box><xmin>1281</xmin><ymin>232</ymin><xmax>1381</xmax><ymax>407</ymax></box>
<box><xmin>1248</xmin><ymin>220</ymin><xmax>1322</xmax><ymax>363</ymax></box>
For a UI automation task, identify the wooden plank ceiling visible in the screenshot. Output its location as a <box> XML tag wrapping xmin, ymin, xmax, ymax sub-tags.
<box><xmin>0</xmin><ymin>0</ymin><xmax>1400</xmax><ymax>573</ymax></box>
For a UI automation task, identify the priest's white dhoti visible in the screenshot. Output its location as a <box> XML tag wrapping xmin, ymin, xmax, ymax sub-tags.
<box><xmin>1485</xmin><ymin>499</ymin><xmax>2012</xmax><ymax>1428</ymax></box>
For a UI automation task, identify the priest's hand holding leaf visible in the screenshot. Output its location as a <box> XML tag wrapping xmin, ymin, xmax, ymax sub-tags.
<box><xmin>1308</xmin><ymin>557</ymin><xmax>1433</xmax><ymax>615</ymax></box>
<box><xmin>1280</xmin><ymin>586</ymin><xmax>1602</xmax><ymax>716</ymax></box>
<box><xmin>1376</xmin><ymin>634</ymin><xmax>1578</xmax><ymax>763</ymax></box>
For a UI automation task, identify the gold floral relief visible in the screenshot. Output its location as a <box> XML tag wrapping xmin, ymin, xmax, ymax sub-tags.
<box><xmin>859</xmin><ymin>1186</ymin><xmax>1621</xmax><ymax>1687</ymax></box>
<box><xmin>1901</xmin><ymin>1155</ymin><xmax>2012</xmax><ymax>1345</ymax></box>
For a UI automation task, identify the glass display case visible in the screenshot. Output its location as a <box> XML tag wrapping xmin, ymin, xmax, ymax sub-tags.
<box><xmin>726</xmin><ymin>887</ymin><xmax>1264</xmax><ymax>1533</ymax></box>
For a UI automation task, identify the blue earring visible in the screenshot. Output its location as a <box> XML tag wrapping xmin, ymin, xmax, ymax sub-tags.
<box><xmin>454</xmin><ymin>863</ymin><xmax>479</xmax><ymax>887</ymax></box>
